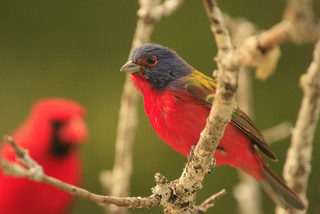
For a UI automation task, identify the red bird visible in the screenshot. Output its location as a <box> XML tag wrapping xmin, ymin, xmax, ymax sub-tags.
<box><xmin>121</xmin><ymin>43</ymin><xmax>305</xmax><ymax>210</ymax></box>
<box><xmin>0</xmin><ymin>98</ymin><xmax>88</xmax><ymax>214</ymax></box>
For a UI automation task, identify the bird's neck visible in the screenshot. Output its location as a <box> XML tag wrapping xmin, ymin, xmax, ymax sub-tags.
<box><xmin>130</xmin><ymin>73</ymin><xmax>172</xmax><ymax>112</ymax></box>
<box><xmin>131</xmin><ymin>73</ymin><xmax>155</xmax><ymax>95</ymax></box>
<box><xmin>131</xmin><ymin>73</ymin><xmax>186</xmax><ymax>94</ymax></box>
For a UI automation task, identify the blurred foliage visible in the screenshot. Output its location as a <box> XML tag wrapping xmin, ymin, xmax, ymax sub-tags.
<box><xmin>0</xmin><ymin>0</ymin><xmax>319</xmax><ymax>214</ymax></box>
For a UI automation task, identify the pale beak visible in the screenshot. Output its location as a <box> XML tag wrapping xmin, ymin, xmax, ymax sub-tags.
<box><xmin>120</xmin><ymin>61</ymin><xmax>142</xmax><ymax>73</ymax></box>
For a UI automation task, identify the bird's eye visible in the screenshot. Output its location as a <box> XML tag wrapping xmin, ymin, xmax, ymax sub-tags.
<box><xmin>147</xmin><ymin>55</ymin><xmax>157</xmax><ymax>66</ymax></box>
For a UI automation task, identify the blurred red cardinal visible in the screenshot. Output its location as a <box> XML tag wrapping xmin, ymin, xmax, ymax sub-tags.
<box><xmin>121</xmin><ymin>43</ymin><xmax>305</xmax><ymax>210</ymax></box>
<box><xmin>0</xmin><ymin>98</ymin><xmax>88</xmax><ymax>214</ymax></box>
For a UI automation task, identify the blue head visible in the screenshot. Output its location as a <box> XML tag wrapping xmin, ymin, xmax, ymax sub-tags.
<box><xmin>120</xmin><ymin>43</ymin><xmax>193</xmax><ymax>91</ymax></box>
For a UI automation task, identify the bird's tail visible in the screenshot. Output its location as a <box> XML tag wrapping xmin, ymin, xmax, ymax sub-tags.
<box><xmin>258</xmin><ymin>161</ymin><xmax>305</xmax><ymax>210</ymax></box>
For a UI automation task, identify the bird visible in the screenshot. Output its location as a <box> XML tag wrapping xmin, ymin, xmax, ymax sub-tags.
<box><xmin>120</xmin><ymin>43</ymin><xmax>305</xmax><ymax>210</ymax></box>
<box><xmin>0</xmin><ymin>98</ymin><xmax>88</xmax><ymax>214</ymax></box>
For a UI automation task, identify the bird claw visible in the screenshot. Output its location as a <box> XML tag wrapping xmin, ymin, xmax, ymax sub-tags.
<box><xmin>187</xmin><ymin>146</ymin><xmax>196</xmax><ymax>162</ymax></box>
<box><xmin>208</xmin><ymin>157</ymin><xmax>216</xmax><ymax>174</ymax></box>
<box><xmin>211</xmin><ymin>157</ymin><xmax>216</xmax><ymax>167</ymax></box>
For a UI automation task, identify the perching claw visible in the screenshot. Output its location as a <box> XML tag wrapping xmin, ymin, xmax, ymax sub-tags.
<box><xmin>208</xmin><ymin>157</ymin><xmax>216</xmax><ymax>174</ymax></box>
<box><xmin>211</xmin><ymin>157</ymin><xmax>216</xmax><ymax>167</ymax></box>
<box><xmin>187</xmin><ymin>146</ymin><xmax>196</xmax><ymax>162</ymax></box>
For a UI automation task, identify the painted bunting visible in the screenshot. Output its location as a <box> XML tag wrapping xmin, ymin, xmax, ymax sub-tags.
<box><xmin>120</xmin><ymin>43</ymin><xmax>305</xmax><ymax>210</ymax></box>
<box><xmin>0</xmin><ymin>98</ymin><xmax>88</xmax><ymax>214</ymax></box>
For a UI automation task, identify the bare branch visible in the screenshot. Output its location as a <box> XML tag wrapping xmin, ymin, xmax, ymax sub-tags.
<box><xmin>262</xmin><ymin>121</ymin><xmax>293</xmax><ymax>144</ymax></box>
<box><xmin>195</xmin><ymin>189</ymin><xmax>227</xmax><ymax>213</ymax></box>
<box><xmin>259</xmin><ymin>0</ymin><xmax>319</xmax><ymax>49</ymax></box>
<box><xmin>202</xmin><ymin>0</ymin><xmax>232</xmax><ymax>55</ymax></box>
<box><xmin>0</xmin><ymin>137</ymin><xmax>161</xmax><ymax>209</ymax></box>
<box><xmin>233</xmin><ymin>175</ymin><xmax>262</xmax><ymax>214</ymax></box>
<box><xmin>3</xmin><ymin>136</ymin><xmax>44</xmax><ymax>181</ymax></box>
<box><xmin>220</xmin><ymin>0</ymin><xmax>319</xmax><ymax>81</ymax></box>
<box><xmin>0</xmin><ymin>139</ymin><xmax>225</xmax><ymax>214</ymax></box>
<box><xmin>102</xmin><ymin>0</ymin><xmax>183</xmax><ymax>213</ymax></box>
<box><xmin>275</xmin><ymin>39</ymin><xmax>320</xmax><ymax>214</ymax></box>
<box><xmin>137</xmin><ymin>0</ymin><xmax>183</xmax><ymax>23</ymax></box>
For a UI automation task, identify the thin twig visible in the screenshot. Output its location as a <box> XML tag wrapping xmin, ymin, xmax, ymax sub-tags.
<box><xmin>195</xmin><ymin>189</ymin><xmax>227</xmax><ymax>213</ymax></box>
<box><xmin>262</xmin><ymin>121</ymin><xmax>293</xmax><ymax>144</ymax></box>
<box><xmin>3</xmin><ymin>136</ymin><xmax>44</xmax><ymax>182</ymax></box>
<box><xmin>101</xmin><ymin>0</ymin><xmax>183</xmax><ymax>213</ymax></box>
<box><xmin>275</xmin><ymin>39</ymin><xmax>320</xmax><ymax>214</ymax></box>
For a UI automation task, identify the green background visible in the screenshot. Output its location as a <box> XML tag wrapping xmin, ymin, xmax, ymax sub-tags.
<box><xmin>0</xmin><ymin>0</ymin><xmax>319</xmax><ymax>213</ymax></box>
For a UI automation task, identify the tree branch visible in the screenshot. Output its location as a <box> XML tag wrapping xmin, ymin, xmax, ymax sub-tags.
<box><xmin>262</xmin><ymin>121</ymin><xmax>293</xmax><ymax>144</ymax></box>
<box><xmin>0</xmin><ymin>137</ymin><xmax>161</xmax><ymax>209</ymax></box>
<box><xmin>275</xmin><ymin>39</ymin><xmax>320</xmax><ymax>214</ymax></box>
<box><xmin>195</xmin><ymin>189</ymin><xmax>227</xmax><ymax>213</ymax></box>
<box><xmin>258</xmin><ymin>0</ymin><xmax>320</xmax><ymax>49</ymax></box>
<box><xmin>0</xmin><ymin>137</ymin><xmax>226</xmax><ymax>213</ymax></box>
<box><xmin>100</xmin><ymin>0</ymin><xmax>183</xmax><ymax>213</ymax></box>
<box><xmin>221</xmin><ymin>0</ymin><xmax>319</xmax><ymax>81</ymax></box>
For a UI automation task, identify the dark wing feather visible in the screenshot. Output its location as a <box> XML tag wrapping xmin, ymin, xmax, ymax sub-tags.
<box><xmin>183</xmin><ymin>70</ymin><xmax>277</xmax><ymax>161</ymax></box>
<box><xmin>232</xmin><ymin>108</ymin><xmax>277</xmax><ymax>161</ymax></box>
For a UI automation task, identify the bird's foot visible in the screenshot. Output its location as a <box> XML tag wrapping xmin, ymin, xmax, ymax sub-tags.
<box><xmin>207</xmin><ymin>157</ymin><xmax>216</xmax><ymax>174</ymax></box>
<box><xmin>211</xmin><ymin>157</ymin><xmax>216</xmax><ymax>167</ymax></box>
<box><xmin>187</xmin><ymin>146</ymin><xmax>196</xmax><ymax>162</ymax></box>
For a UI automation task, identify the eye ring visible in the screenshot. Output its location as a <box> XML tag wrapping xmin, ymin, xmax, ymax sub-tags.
<box><xmin>147</xmin><ymin>55</ymin><xmax>157</xmax><ymax>66</ymax></box>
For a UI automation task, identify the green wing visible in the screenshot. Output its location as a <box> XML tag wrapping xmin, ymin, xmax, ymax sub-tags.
<box><xmin>183</xmin><ymin>70</ymin><xmax>277</xmax><ymax>161</ymax></box>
